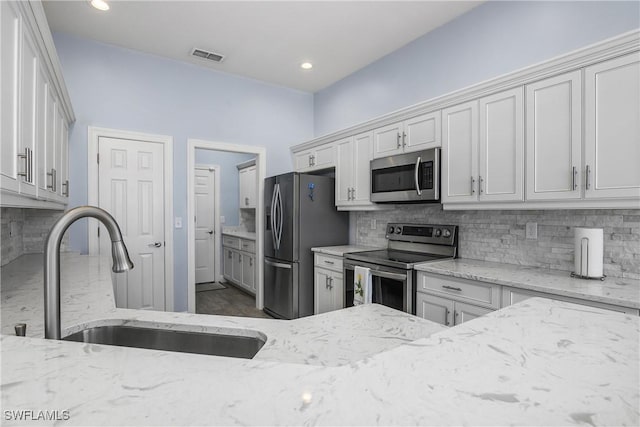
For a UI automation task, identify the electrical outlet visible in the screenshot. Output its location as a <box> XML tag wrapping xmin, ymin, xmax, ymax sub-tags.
<box><xmin>9</xmin><ymin>221</ymin><xmax>18</xmax><ymax>237</ymax></box>
<box><xmin>371</xmin><ymin>219</ymin><xmax>377</xmax><ymax>230</ymax></box>
<box><xmin>220</xmin><ymin>216</ymin><xmax>226</xmax><ymax>224</ymax></box>
<box><xmin>174</xmin><ymin>217</ymin><xmax>183</xmax><ymax>229</ymax></box>
<box><xmin>526</xmin><ymin>222</ymin><xmax>538</xmax><ymax>240</ymax></box>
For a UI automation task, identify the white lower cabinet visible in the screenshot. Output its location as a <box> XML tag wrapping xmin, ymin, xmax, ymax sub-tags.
<box><xmin>415</xmin><ymin>272</ymin><xmax>500</xmax><ymax>326</ymax></box>
<box><xmin>314</xmin><ymin>253</ymin><xmax>344</xmax><ymax>314</ymax></box>
<box><xmin>222</xmin><ymin>235</ymin><xmax>256</xmax><ymax>295</ymax></box>
<box><xmin>501</xmin><ymin>286</ymin><xmax>639</xmax><ymax>315</ymax></box>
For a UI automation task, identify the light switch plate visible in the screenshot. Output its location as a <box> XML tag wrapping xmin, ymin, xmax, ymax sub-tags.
<box><xmin>220</xmin><ymin>216</ymin><xmax>226</xmax><ymax>224</ymax></box>
<box><xmin>526</xmin><ymin>222</ymin><xmax>538</xmax><ymax>240</ymax></box>
<box><xmin>174</xmin><ymin>217</ymin><xmax>183</xmax><ymax>229</ymax></box>
<box><xmin>371</xmin><ymin>219</ymin><xmax>377</xmax><ymax>230</ymax></box>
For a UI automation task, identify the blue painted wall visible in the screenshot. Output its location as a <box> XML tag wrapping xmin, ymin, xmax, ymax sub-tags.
<box><xmin>194</xmin><ymin>149</ymin><xmax>255</xmax><ymax>227</ymax></box>
<box><xmin>53</xmin><ymin>33</ymin><xmax>313</xmax><ymax>311</ymax></box>
<box><xmin>314</xmin><ymin>1</ymin><xmax>640</xmax><ymax>136</ymax></box>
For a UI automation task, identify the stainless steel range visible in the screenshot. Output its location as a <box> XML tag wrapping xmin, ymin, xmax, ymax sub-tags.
<box><xmin>344</xmin><ymin>223</ymin><xmax>458</xmax><ymax>314</ymax></box>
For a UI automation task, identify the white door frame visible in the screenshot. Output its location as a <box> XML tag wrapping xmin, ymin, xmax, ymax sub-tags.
<box><xmin>87</xmin><ymin>126</ymin><xmax>175</xmax><ymax>312</ymax></box>
<box><xmin>194</xmin><ymin>163</ymin><xmax>221</xmax><ymax>283</ymax></box>
<box><xmin>187</xmin><ymin>139</ymin><xmax>266</xmax><ymax>313</ymax></box>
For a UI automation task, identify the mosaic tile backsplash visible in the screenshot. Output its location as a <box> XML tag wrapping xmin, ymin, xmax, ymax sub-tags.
<box><xmin>355</xmin><ymin>206</ymin><xmax>640</xmax><ymax>280</ymax></box>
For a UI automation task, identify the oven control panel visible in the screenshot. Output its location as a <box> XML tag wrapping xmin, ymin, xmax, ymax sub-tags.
<box><xmin>386</xmin><ymin>223</ymin><xmax>457</xmax><ymax>245</ymax></box>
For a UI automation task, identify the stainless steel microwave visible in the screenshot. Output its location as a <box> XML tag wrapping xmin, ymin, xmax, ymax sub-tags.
<box><xmin>370</xmin><ymin>148</ymin><xmax>440</xmax><ymax>203</ymax></box>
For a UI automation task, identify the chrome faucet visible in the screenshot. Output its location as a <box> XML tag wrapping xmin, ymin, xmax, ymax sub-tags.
<box><xmin>44</xmin><ymin>206</ymin><xmax>133</xmax><ymax>339</ymax></box>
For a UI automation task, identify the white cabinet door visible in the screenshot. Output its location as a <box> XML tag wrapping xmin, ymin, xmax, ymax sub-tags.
<box><xmin>526</xmin><ymin>71</ymin><xmax>582</xmax><ymax>201</ymax></box>
<box><xmin>17</xmin><ymin>22</ymin><xmax>38</xmax><ymax>198</ymax></box>
<box><xmin>238</xmin><ymin>165</ymin><xmax>256</xmax><ymax>208</ymax></box>
<box><xmin>415</xmin><ymin>292</ymin><xmax>454</xmax><ymax>326</ymax></box>
<box><xmin>335</xmin><ymin>136</ymin><xmax>354</xmax><ymax>207</ymax></box>
<box><xmin>453</xmin><ymin>301</ymin><xmax>493</xmax><ymax>325</ymax></box>
<box><xmin>43</xmin><ymin>87</ymin><xmax>57</xmax><ymax>200</ymax></box>
<box><xmin>314</xmin><ymin>144</ymin><xmax>335</xmax><ymax>169</ymax></box>
<box><xmin>1</xmin><ymin>1</ymin><xmax>21</xmax><ymax>194</ymax></box>
<box><xmin>352</xmin><ymin>131</ymin><xmax>373</xmax><ymax>204</ymax></box>
<box><xmin>223</xmin><ymin>248</ymin><xmax>233</xmax><ymax>280</ymax></box>
<box><xmin>479</xmin><ymin>87</ymin><xmax>523</xmax><ymax>202</ymax></box>
<box><xmin>314</xmin><ymin>268</ymin><xmax>333</xmax><ymax>314</ymax></box>
<box><xmin>373</xmin><ymin>122</ymin><xmax>403</xmax><ymax>158</ymax></box>
<box><xmin>241</xmin><ymin>252</ymin><xmax>255</xmax><ymax>292</ymax></box>
<box><xmin>585</xmin><ymin>53</ymin><xmax>640</xmax><ymax>199</ymax></box>
<box><xmin>294</xmin><ymin>150</ymin><xmax>314</xmax><ymax>171</ymax></box>
<box><xmin>442</xmin><ymin>100</ymin><xmax>479</xmax><ymax>203</ymax></box>
<box><xmin>404</xmin><ymin>111</ymin><xmax>441</xmax><ymax>153</ymax></box>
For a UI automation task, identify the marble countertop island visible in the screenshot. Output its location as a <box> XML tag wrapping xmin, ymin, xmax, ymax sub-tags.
<box><xmin>415</xmin><ymin>258</ymin><xmax>640</xmax><ymax>309</ymax></box>
<box><xmin>1</xmin><ymin>254</ymin><xmax>639</xmax><ymax>426</ymax></box>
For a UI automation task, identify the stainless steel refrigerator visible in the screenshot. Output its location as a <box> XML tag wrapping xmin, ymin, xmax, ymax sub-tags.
<box><xmin>264</xmin><ymin>173</ymin><xmax>349</xmax><ymax>319</ymax></box>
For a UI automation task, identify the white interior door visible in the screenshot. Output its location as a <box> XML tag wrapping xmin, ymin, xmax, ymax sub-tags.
<box><xmin>194</xmin><ymin>166</ymin><xmax>216</xmax><ymax>283</ymax></box>
<box><xmin>98</xmin><ymin>136</ymin><xmax>165</xmax><ymax>310</ymax></box>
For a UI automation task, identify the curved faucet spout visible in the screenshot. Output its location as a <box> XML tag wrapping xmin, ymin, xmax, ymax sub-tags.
<box><xmin>44</xmin><ymin>206</ymin><xmax>133</xmax><ymax>339</ymax></box>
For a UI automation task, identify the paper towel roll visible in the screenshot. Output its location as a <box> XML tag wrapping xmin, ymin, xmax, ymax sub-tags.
<box><xmin>574</xmin><ymin>227</ymin><xmax>604</xmax><ymax>278</ymax></box>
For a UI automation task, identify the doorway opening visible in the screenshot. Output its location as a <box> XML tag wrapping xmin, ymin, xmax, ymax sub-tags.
<box><xmin>187</xmin><ymin>139</ymin><xmax>267</xmax><ymax>318</ymax></box>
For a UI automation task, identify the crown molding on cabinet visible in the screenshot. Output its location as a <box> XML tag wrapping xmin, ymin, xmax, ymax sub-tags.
<box><xmin>19</xmin><ymin>1</ymin><xmax>75</xmax><ymax>124</ymax></box>
<box><xmin>292</xmin><ymin>29</ymin><xmax>639</xmax><ymax>153</ymax></box>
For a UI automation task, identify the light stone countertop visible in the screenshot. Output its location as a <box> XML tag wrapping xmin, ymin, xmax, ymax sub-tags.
<box><xmin>415</xmin><ymin>258</ymin><xmax>640</xmax><ymax>309</ymax></box>
<box><xmin>1</xmin><ymin>254</ymin><xmax>639</xmax><ymax>426</ymax></box>
<box><xmin>311</xmin><ymin>245</ymin><xmax>380</xmax><ymax>257</ymax></box>
<box><xmin>221</xmin><ymin>229</ymin><xmax>256</xmax><ymax>240</ymax></box>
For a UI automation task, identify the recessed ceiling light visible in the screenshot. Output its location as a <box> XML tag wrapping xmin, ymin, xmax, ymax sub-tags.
<box><xmin>89</xmin><ymin>0</ymin><xmax>110</xmax><ymax>11</ymax></box>
<box><xmin>300</xmin><ymin>62</ymin><xmax>313</xmax><ymax>70</ymax></box>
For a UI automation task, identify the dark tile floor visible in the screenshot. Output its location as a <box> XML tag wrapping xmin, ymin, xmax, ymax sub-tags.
<box><xmin>196</xmin><ymin>282</ymin><xmax>272</xmax><ymax>319</ymax></box>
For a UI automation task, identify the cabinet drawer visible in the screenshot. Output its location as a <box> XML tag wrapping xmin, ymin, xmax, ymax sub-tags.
<box><xmin>314</xmin><ymin>253</ymin><xmax>343</xmax><ymax>272</ymax></box>
<box><xmin>417</xmin><ymin>272</ymin><xmax>500</xmax><ymax>309</ymax></box>
<box><xmin>240</xmin><ymin>239</ymin><xmax>256</xmax><ymax>254</ymax></box>
<box><xmin>222</xmin><ymin>235</ymin><xmax>240</xmax><ymax>249</ymax></box>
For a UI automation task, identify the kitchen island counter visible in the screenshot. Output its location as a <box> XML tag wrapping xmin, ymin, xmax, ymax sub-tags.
<box><xmin>1</xmin><ymin>254</ymin><xmax>638</xmax><ymax>426</ymax></box>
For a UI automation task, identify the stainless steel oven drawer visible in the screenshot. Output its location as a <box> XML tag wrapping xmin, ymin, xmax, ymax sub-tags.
<box><xmin>417</xmin><ymin>272</ymin><xmax>500</xmax><ymax>309</ymax></box>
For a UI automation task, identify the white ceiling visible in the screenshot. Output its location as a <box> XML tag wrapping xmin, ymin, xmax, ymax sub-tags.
<box><xmin>43</xmin><ymin>1</ymin><xmax>482</xmax><ymax>93</ymax></box>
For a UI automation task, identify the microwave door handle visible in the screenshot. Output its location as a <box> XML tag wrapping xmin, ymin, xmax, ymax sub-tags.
<box><xmin>433</xmin><ymin>147</ymin><xmax>440</xmax><ymax>200</ymax></box>
<box><xmin>414</xmin><ymin>156</ymin><xmax>422</xmax><ymax>196</ymax></box>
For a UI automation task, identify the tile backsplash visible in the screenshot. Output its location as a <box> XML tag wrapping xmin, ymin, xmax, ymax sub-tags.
<box><xmin>1</xmin><ymin>208</ymin><xmax>67</xmax><ymax>266</ymax></box>
<box><xmin>355</xmin><ymin>206</ymin><xmax>640</xmax><ymax>280</ymax></box>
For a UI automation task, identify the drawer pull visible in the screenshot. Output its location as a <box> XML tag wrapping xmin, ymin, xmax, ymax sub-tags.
<box><xmin>324</xmin><ymin>260</ymin><xmax>335</xmax><ymax>265</ymax></box>
<box><xmin>442</xmin><ymin>285</ymin><xmax>462</xmax><ymax>292</ymax></box>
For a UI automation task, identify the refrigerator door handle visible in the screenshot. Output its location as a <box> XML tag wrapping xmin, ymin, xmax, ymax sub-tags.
<box><xmin>265</xmin><ymin>259</ymin><xmax>292</xmax><ymax>269</ymax></box>
<box><xmin>270</xmin><ymin>184</ymin><xmax>278</xmax><ymax>250</ymax></box>
<box><xmin>276</xmin><ymin>184</ymin><xmax>284</xmax><ymax>250</ymax></box>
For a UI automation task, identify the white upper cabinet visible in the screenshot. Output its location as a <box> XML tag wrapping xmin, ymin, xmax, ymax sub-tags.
<box><xmin>293</xmin><ymin>143</ymin><xmax>335</xmax><ymax>172</ymax></box>
<box><xmin>373</xmin><ymin>111</ymin><xmax>441</xmax><ymax>159</ymax></box>
<box><xmin>238</xmin><ymin>163</ymin><xmax>256</xmax><ymax>208</ymax></box>
<box><xmin>442</xmin><ymin>100</ymin><xmax>479</xmax><ymax>203</ymax></box>
<box><xmin>479</xmin><ymin>87</ymin><xmax>524</xmax><ymax>202</ymax></box>
<box><xmin>335</xmin><ymin>131</ymin><xmax>376</xmax><ymax>209</ymax></box>
<box><xmin>584</xmin><ymin>53</ymin><xmax>640</xmax><ymax>200</ymax></box>
<box><xmin>0</xmin><ymin>0</ymin><xmax>74</xmax><ymax>208</ymax></box>
<box><xmin>526</xmin><ymin>71</ymin><xmax>582</xmax><ymax>201</ymax></box>
<box><xmin>1</xmin><ymin>1</ymin><xmax>21</xmax><ymax>194</ymax></box>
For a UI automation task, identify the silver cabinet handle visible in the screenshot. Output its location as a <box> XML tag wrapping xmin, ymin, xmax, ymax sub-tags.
<box><xmin>47</xmin><ymin>168</ymin><xmax>56</xmax><ymax>191</ymax></box>
<box><xmin>325</xmin><ymin>276</ymin><xmax>329</xmax><ymax>289</ymax></box>
<box><xmin>479</xmin><ymin>175</ymin><xmax>484</xmax><ymax>194</ymax></box>
<box><xmin>402</xmin><ymin>131</ymin><xmax>407</xmax><ymax>147</ymax></box>
<box><xmin>245</xmin><ymin>197</ymin><xmax>249</xmax><ymax>206</ymax></box>
<box><xmin>324</xmin><ymin>260</ymin><xmax>334</xmax><ymax>265</ymax></box>
<box><xmin>228</xmin><ymin>251</ymin><xmax>233</xmax><ymax>259</ymax></box>
<box><xmin>585</xmin><ymin>165</ymin><xmax>591</xmax><ymax>190</ymax></box>
<box><xmin>442</xmin><ymin>285</ymin><xmax>462</xmax><ymax>292</ymax></box>
<box><xmin>17</xmin><ymin>148</ymin><xmax>33</xmax><ymax>183</ymax></box>
<box><xmin>471</xmin><ymin>176</ymin><xmax>475</xmax><ymax>194</ymax></box>
<box><xmin>396</xmin><ymin>133</ymin><xmax>401</xmax><ymax>148</ymax></box>
<box><xmin>572</xmin><ymin>166</ymin><xmax>578</xmax><ymax>190</ymax></box>
<box><xmin>414</xmin><ymin>156</ymin><xmax>422</xmax><ymax>196</ymax></box>
<box><xmin>249</xmin><ymin>258</ymin><xmax>253</xmax><ymax>267</ymax></box>
<box><xmin>62</xmin><ymin>180</ymin><xmax>69</xmax><ymax>197</ymax></box>
<box><xmin>445</xmin><ymin>309</ymin><xmax>450</xmax><ymax>326</ymax></box>
<box><xmin>148</xmin><ymin>242</ymin><xmax>162</xmax><ymax>248</ymax></box>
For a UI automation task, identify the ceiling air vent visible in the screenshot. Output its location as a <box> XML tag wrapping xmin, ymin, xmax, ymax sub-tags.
<box><xmin>191</xmin><ymin>48</ymin><xmax>225</xmax><ymax>63</ymax></box>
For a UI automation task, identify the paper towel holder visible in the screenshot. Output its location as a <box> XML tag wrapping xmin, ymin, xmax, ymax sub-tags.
<box><xmin>571</xmin><ymin>234</ymin><xmax>606</xmax><ymax>281</ymax></box>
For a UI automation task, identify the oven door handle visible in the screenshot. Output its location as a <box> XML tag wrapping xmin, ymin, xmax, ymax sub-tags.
<box><xmin>414</xmin><ymin>156</ymin><xmax>422</xmax><ymax>196</ymax></box>
<box><xmin>370</xmin><ymin>270</ymin><xmax>408</xmax><ymax>282</ymax></box>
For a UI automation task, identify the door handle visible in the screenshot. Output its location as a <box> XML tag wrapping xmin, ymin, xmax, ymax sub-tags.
<box><xmin>270</xmin><ymin>185</ymin><xmax>278</xmax><ymax>250</ymax></box>
<box><xmin>265</xmin><ymin>259</ymin><xmax>292</xmax><ymax>269</ymax></box>
<box><xmin>396</xmin><ymin>133</ymin><xmax>401</xmax><ymax>149</ymax></box>
<box><xmin>148</xmin><ymin>242</ymin><xmax>162</xmax><ymax>248</ymax></box>
<box><xmin>414</xmin><ymin>156</ymin><xmax>422</xmax><ymax>196</ymax></box>
<box><xmin>276</xmin><ymin>184</ymin><xmax>283</xmax><ymax>250</ymax></box>
<box><xmin>207</xmin><ymin>230</ymin><xmax>213</xmax><ymax>235</ymax></box>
